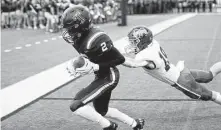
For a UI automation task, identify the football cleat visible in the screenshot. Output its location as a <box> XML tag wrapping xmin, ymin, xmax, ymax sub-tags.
<box><xmin>133</xmin><ymin>119</ymin><xmax>145</xmax><ymax>130</ymax></box>
<box><xmin>103</xmin><ymin>121</ymin><xmax>118</xmax><ymax>130</ymax></box>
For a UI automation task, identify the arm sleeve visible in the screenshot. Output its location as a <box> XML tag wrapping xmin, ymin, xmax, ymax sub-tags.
<box><xmin>122</xmin><ymin>56</ymin><xmax>148</xmax><ymax>68</ymax></box>
<box><xmin>98</xmin><ymin>46</ymin><xmax>125</xmax><ymax>68</ymax></box>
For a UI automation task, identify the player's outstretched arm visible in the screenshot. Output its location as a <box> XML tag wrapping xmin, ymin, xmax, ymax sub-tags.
<box><xmin>122</xmin><ymin>56</ymin><xmax>148</xmax><ymax>68</ymax></box>
<box><xmin>97</xmin><ymin>46</ymin><xmax>126</xmax><ymax>68</ymax></box>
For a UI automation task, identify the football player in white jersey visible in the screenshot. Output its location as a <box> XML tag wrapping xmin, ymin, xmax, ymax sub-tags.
<box><xmin>122</xmin><ymin>26</ymin><xmax>221</xmax><ymax>105</ymax></box>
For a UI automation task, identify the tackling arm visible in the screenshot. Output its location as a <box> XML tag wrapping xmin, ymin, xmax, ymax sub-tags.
<box><xmin>122</xmin><ymin>56</ymin><xmax>148</xmax><ymax>68</ymax></box>
<box><xmin>98</xmin><ymin>46</ymin><xmax>126</xmax><ymax>68</ymax></box>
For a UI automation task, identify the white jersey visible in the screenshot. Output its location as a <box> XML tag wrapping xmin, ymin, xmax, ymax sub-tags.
<box><xmin>135</xmin><ymin>40</ymin><xmax>182</xmax><ymax>85</ymax></box>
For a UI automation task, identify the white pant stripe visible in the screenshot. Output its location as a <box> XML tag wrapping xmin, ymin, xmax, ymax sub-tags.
<box><xmin>153</xmin><ymin>74</ymin><xmax>201</xmax><ymax>99</ymax></box>
<box><xmin>175</xmin><ymin>83</ymin><xmax>201</xmax><ymax>99</ymax></box>
<box><xmin>82</xmin><ymin>68</ymin><xmax>116</xmax><ymax>104</ymax></box>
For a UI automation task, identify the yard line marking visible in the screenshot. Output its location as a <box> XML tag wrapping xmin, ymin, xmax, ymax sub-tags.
<box><xmin>182</xmin><ymin>17</ymin><xmax>221</xmax><ymax>130</ymax></box>
<box><xmin>51</xmin><ymin>37</ymin><xmax>56</xmax><ymax>40</ymax></box>
<box><xmin>25</xmin><ymin>44</ymin><xmax>32</xmax><ymax>47</ymax></box>
<box><xmin>4</xmin><ymin>50</ymin><xmax>12</xmax><ymax>53</ymax></box>
<box><xmin>15</xmin><ymin>47</ymin><xmax>22</xmax><ymax>50</ymax></box>
<box><xmin>35</xmin><ymin>41</ymin><xmax>41</xmax><ymax>44</ymax></box>
<box><xmin>204</xmin><ymin>22</ymin><xmax>220</xmax><ymax>68</ymax></box>
<box><xmin>43</xmin><ymin>40</ymin><xmax>48</xmax><ymax>42</ymax></box>
<box><xmin>4</xmin><ymin>36</ymin><xmax>60</xmax><ymax>53</ymax></box>
<box><xmin>0</xmin><ymin>13</ymin><xmax>197</xmax><ymax>120</ymax></box>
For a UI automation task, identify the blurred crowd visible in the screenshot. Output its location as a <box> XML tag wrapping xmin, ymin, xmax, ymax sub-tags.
<box><xmin>1</xmin><ymin>0</ymin><xmax>119</xmax><ymax>32</ymax></box>
<box><xmin>127</xmin><ymin>0</ymin><xmax>217</xmax><ymax>15</ymax></box>
<box><xmin>1</xmin><ymin>0</ymin><xmax>218</xmax><ymax>32</ymax></box>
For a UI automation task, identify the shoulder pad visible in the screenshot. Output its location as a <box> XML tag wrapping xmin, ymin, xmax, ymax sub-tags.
<box><xmin>86</xmin><ymin>31</ymin><xmax>110</xmax><ymax>49</ymax></box>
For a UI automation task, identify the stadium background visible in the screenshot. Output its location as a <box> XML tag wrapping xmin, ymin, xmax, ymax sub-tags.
<box><xmin>2</xmin><ymin>0</ymin><xmax>221</xmax><ymax>32</ymax></box>
<box><xmin>1</xmin><ymin>0</ymin><xmax>221</xmax><ymax>130</ymax></box>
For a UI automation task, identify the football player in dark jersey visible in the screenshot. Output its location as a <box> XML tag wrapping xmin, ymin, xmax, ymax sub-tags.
<box><xmin>61</xmin><ymin>5</ymin><xmax>146</xmax><ymax>130</ymax></box>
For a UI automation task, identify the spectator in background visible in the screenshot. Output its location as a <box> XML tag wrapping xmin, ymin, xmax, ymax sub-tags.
<box><xmin>151</xmin><ymin>0</ymin><xmax>157</xmax><ymax>14</ymax></box>
<box><xmin>202</xmin><ymin>1</ymin><xmax>206</xmax><ymax>12</ymax></box>
<box><xmin>195</xmin><ymin>0</ymin><xmax>200</xmax><ymax>12</ymax></box>
<box><xmin>92</xmin><ymin>1</ymin><xmax>105</xmax><ymax>24</ymax></box>
<box><xmin>177</xmin><ymin>1</ymin><xmax>182</xmax><ymax>13</ymax></box>
<box><xmin>143</xmin><ymin>0</ymin><xmax>150</xmax><ymax>14</ymax></box>
<box><xmin>1</xmin><ymin>0</ymin><xmax>10</xmax><ymax>28</ymax></box>
<box><xmin>43</xmin><ymin>0</ymin><xmax>59</xmax><ymax>33</ymax></box>
<box><xmin>182</xmin><ymin>0</ymin><xmax>188</xmax><ymax>12</ymax></box>
<box><xmin>160</xmin><ymin>0</ymin><xmax>165</xmax><ymax>13</ymax></box>
<box><xmin>32</xmin><ymin>0</ymin><xmax>46</xmax><ymax>29</ymax></box>
<box><xmin>9</xmin><ymin>0</ymin><xmax>17</xmax><ymax>28</ymax></box>
<box><xmin>189</xmin><ymin>1</ymin><xmax>195</xmax><ymax>12</ymax></box>
<box><xmin>103</xmin><ymin>2</ymin><xmax>112</xmax><ymax>22</ymax></box>
<box><xmin>139</xmin><ymin>0</ymin><xmax>144</xmax><ymax>14</ymax></box>
<box><xmin>15</xmin><ymin>0</ymin><xmax>25</xmax><ymax>29</ymax></box>
<box><xmin>23</xmin><ymin>0</ymin><xmax>37</xmax><ymax>29</ymax></box>
<box><xmin>208</xmin><ymin>0</ymin><xmax>213</xmax><ymax>12</ymax></box>
<box><xmin>30</xmin><ymin>0</ymin><xmax>39</xmax><ymax>29</ymax></box>
<box><xmin>127</xmin><ymin>0</ymin><xmax>134</xmax><ymax>15</ymax></box>
<box><xmin>57</xmin><ymin>0</ymin><xmax>69</xmax><ymax>28</ymax></box>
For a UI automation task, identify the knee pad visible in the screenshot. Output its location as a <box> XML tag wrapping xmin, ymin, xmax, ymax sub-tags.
<box><xmin>70</xmin><ymin>100</ymin><xmax>84</xmax><ymax>112</ymax></box>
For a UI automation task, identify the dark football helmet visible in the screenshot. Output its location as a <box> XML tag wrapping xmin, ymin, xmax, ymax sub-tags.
<box><xmin>127</xmin><ymin>26</ymin><xmax>153</xmax><ymax>53</ymax></box>
<box><xmin>61</xmin><ymin>5</ymin><xmax>92</xmax><ymax>44</ymax></box>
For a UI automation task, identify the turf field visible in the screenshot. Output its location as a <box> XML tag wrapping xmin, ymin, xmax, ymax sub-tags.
<box><xmin>1</xmin><ymin>14</ymin><xmax>221</xmax><ymax>130</ymax></box>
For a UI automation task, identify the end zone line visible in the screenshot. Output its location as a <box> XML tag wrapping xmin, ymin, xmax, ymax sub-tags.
<box><xmin>1</xmin><ymin>77</ymin><xmax>81</xmax><ymax>121</ymax></box>
<box><xmin>0</xmin><ymin>13</ymin><xmax>197</xmax><ymax>120</ymax></box>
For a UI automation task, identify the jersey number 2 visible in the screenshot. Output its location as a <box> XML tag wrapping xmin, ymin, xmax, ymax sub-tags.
<box><xmin>101</xmin><ymin>43</ymin><xmax>108</xmax><ymax>52</ymax></box>
<box><xmin>159</xmin><ymin>47</ymin><xmax>170</xmax><ymax>71</ymax></box>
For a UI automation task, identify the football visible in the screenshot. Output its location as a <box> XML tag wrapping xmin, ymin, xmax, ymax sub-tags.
<box><xmin>73</xmin><ymin>56</ymin><xmax>86</xmax><ymax>69</ymax></box>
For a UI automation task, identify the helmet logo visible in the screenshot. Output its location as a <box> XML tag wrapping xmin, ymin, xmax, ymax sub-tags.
<box><xmin>133</xmin><ymin>28</ymin><xmax>147</xmax><ymax>39</ymax></box>
<box><xmin>73</xmin><ymin>10</ymin><xmax>86</xmax><ymax>24</ymax></box>
<box><xmin>74</xmin><ymin>24</ymin><xmax>79</xmax><ymax>28</ymax></box>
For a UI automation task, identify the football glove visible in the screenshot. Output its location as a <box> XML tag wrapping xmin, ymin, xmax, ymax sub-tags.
<box><xmin>75</xmin><ymin>57</ymin><xmax>99</xmax><ymax>75</ymax></box>
<box><xmin>66</xmin><ymin>56</ymin><xmax>99</xmax><ymax>77</ymax></box>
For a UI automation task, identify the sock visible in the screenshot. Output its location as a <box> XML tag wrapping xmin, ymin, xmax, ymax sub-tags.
<box><xmin>74</xmin><ymin>105</ymin><xmax>111</xmax><ymax>128</ymax></box>
<box><xmin>105</xmin><ymin>107</ymin><xmax>137</xmax><ymax>127</ymax></box>
<box><xmin>210</xmin><ymin>62</ymin><xmax>221</xmax><ymax>77</ymax></box>
<box><xmin>211</xmin><ymin>91</ymin><xmax>221</xmax><ymax>105</ymax></box>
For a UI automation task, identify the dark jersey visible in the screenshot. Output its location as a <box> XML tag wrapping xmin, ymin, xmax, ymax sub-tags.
<box><xmin>1</xmin><ymin>2</ymin><xmax>10</xmax><ymax>12</ymax></box>
<box><xmin>72</xmin><ymin>27</ymin><xmax>125</xmax><ymax>76</ymax></box>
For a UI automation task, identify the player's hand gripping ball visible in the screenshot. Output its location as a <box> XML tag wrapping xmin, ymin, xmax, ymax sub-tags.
<box><xmin>66</xmin><ymin>56</ymin><xmax>95</xmax><ymax>76</ymax></box>
<box><xmin>73</xmin><ymin>56</ymin><xmax>86</xmax><ymax>69</ymax></box>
